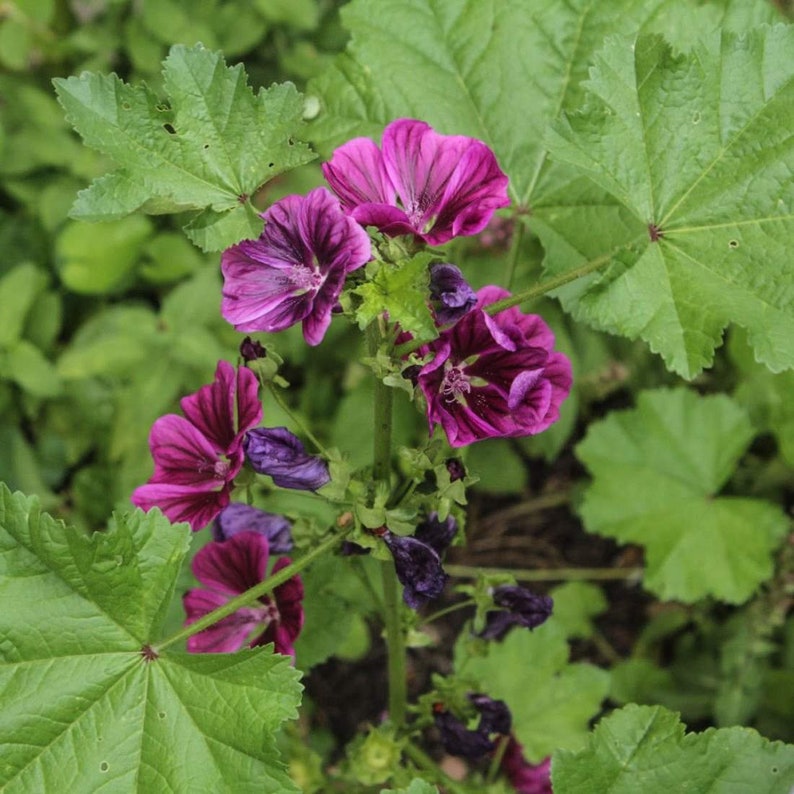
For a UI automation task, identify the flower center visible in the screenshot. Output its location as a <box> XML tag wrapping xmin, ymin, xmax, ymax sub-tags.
<box><xmin>290</xmin><ymin>264</ymin><xmax>324</xmax><ymax>292</ymax></box>
<box><xmin>441</xmin><ymin>364</ymin><xmax>471</xmax><ymax>404</ymax></box>
<box><xmin>198</xmin><ymin>456</ymin><xmax>231</xmax><ymax>480</ymax></box>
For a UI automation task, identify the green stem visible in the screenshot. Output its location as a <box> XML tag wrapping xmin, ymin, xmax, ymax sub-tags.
<box><xmin>367</xmin><ymin>322</ymin><xmax>407</xmax><ymax>728</ymax></box>
<box><xmin>404</xmin><ymin>742</ymin><xmax>469</xmax><ymax>794</ymax></box>
<box><xmin>445</xmin><ymin>564</ymin><xmax>644</xmax><ymax>582</ymax></box>
<box><xmin>484</xmin><ymin>249</ymin><xmax>617</xmax><ymax>316</ymax></box>
<box><xmin>268</xmin><ymin>383</ymin><xmax>330</xmax><ymax>456</ymax></box>
<box><xmin>155</xmin><ymin>530</ymin><xmax>348</xmax><ymax>652</ymax></box>
<box><xmin>503</xmin><ymin>216</ymin><xmax>526</xmax><ymax>291</ymax></box>
<box><xmin>421</xmin><ymin>598</ymin><xmax>477</xmax><ymax>626</ymax></box>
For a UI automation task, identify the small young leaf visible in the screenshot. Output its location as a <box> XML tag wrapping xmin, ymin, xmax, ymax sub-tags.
<box><xmin>576</xmin><ymin>389</ymin><xmax>789</xmax><ymax>603</ymax></box>
<box><xmin>0</xmin><ymin>487</ymin><xmax>302</xmax><ymax>792</ymax></box>
<box><xmin>54</xmin><ymin>44</ymin><xmax>315</xmax><ymax>251</ymax></box>
<box><xmin>553</xmin><ymin>704</ymin><xmax>794</xmax><ymax>793</ymax></box>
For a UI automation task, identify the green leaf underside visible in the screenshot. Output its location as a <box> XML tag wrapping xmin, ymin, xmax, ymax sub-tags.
<box><xmin>576</xmin><ymin>389</ymin><xmax>788</xmax><ymax>603</ymax></box>
<box><xmin>54</xmin><ymin>44</ymin><xmax>314</xmax><ymax>251</ymax></box>
<box><xmin>545</xmin><ymin>27</ymin><xmax>794</xmax><ymax>376</ymax></box>
<box><xmin>553</xmin><ymin>704</ymin><xmax>794</xmax><ymax>794</ymax></box>
<box><xmin>456</xmin><ymin>620</ymin><xmax>609</xmax><ymax>761</ymax></box>
<box><xmin>0</xmin><ymin>486</ymin><xmax>301</xmax><ymax>792</ymax></box>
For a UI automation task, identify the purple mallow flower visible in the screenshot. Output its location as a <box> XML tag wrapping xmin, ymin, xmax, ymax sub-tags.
<box><xmin>212</xmin><ymin>503</ymin><xmax>293</xmax><ymax>553</ymax></box>
<box><xmin>428</xmin><ymin>263</ymin><xmax>476</xmax><ymax>325</ymax></box>
<box><xmin>245</xmin><ymin>427</ymin><xmax>331</xmax><ymax>491</ymax></box>
<box><xmin>322</xmin><ymin>119</ymin><xmax>510</xmax><ymax>246</ymax></box>
<box><xmin>415</xmin><ymin>286</ymin><xmax>573</xmax><ymax>447</ymax></box>
<box><xmin>480</xmin><ymin>585</ymin><xmax>554</xmax><ymax>641</ymax></box>
<box><xmin>433</xmin><ymin>694</ymin><xmax>512</xmax><ymax>760</ymax></box>
<box><xmin>131</xmin><ymin>361</ymin><xmax>262</xmax><ymax>531</ymax></box>
<box><xmin>183</xmin><ymin>530</ymin><xmax>304</xmax><ymax>657</ymax></box>
<box><xmin>221</xmin><ymin>187</ymin><xmax>371</xmax><ymax>346</ymax></box>
<box><xmin>501</xmin><ymin>737</ymin><xmax>552</xmax><ymax>794</ymax></box>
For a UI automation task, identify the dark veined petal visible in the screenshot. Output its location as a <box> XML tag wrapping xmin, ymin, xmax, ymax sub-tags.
<box><xmin>191</xmin><ymin>530</ymin><xmax>270</xmax><ymax>596</ymax></box>
<box><xmin>131</xmin><ymin>481</ymin><xmax>230</xmax><ymax>532</ymax></box>
<box><xmin>322</xmin><ymin>136</ymin><xmax>395</xmax><ymax>209</ymax></box>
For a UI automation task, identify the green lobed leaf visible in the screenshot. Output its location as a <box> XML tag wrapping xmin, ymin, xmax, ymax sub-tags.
<box><xmin>456</xmin><ymin>619</ymin><xmax>609</xmax><ymax>761</ymax></box>
<box><xmin>0</xmin><ymin>486</ymin><xmax>302</xmax><ymax>792</ymax></box>
<box><xmin>354</xmin><ymin>254</ymin><xmax>437</xmax><ymax>342</ymax></box>
<box><xmin>545</xmin><ymin>27</ymin><xmax>794</xmax><ymax>377</ymax></box>
<box><xmin>0</xmin><ymin>264</ymin><xmax>48</xmax><ymax>349</ymax></box>
<box><xmin>576</xmin><ymin>388</ymin><xmax>789</xmax><ymax>603</ymax></box>
<box><xmin>54</xmin><ymin>44</ymin><xmax>315</xmax><ymax>251</ymax></box>
<box><xmin>552</xmin><ymin>704</ymin><xmax>794</xmax><ymax>793</ymax></box>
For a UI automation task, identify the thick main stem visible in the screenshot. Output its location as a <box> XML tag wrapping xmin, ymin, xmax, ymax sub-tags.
<box><xmin>367</xmin><ymin>322</ymin><xmax>407</xmax><ymax>728</ymax></box>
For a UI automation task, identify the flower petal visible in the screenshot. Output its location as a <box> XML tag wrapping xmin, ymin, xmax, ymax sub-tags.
<box><xmin>191</xmin><ymin>531</ymin><xmax>270</xmax><ymax>596</ymax></box>
<box><xmin>322</xmin><ymin>136</ymin><xmax>394</xmax><ymax>209</ymax></box>
<box><xmin>212</xmin><ymin>503</ymin><xmax>293</xmax><ymax>553</ymax></box>
<box><xmin>184</xmin><ymin>589</ymin><xmax>265</xmax><ymax>653</ymax></box>
<box><xmin>131</xmin><ymin>482</ymin><xmax>230</xmax><ymax>532</ymax></box>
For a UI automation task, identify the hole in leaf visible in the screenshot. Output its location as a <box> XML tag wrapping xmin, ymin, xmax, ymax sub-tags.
<box><xmin>163</xmin><ymin>123</ymin><xmax>177</xmax><ymax>135</ymax></box>
<box><xmin>288</xmin><ymin>137</ymin><xmax>295</xmax><ymax>146</ymax></box>
<box><xmin>203</xmin><ymin>144</ymin><xmax>209</xmax><ymax>149</ymax></box>
<box><xmin>121</xmin><ymin>102</ymin><xmax>131</xmax><ymax>110</ymax></box>
<box><xmin>99</xmin><ymin>762</ymin><xmax>109</xmax><ymax>773</ymax></box>
<box><xmin>728</xmin><ymin>239</ymin><xmax>739</xmax><ymax>249</ymax></box>
<box><xmin>692</xmin><ymin>111</ymin><xmax>701</xmax><ymax>124</ymax></box>
<box><xmin>268</xmin><ymin>162</ymin><xmax>274</xmax><ymax>168</ymax></box>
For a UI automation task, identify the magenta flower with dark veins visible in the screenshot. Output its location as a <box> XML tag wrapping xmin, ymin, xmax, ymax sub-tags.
<box><xmin>322</xmin><ymin>119</ymin><xmax>510</xmax><ymax>246</ymax></box>
<box><xmin>184</xmin><ymin>531</ymin><xmax>304</xmax><ymax>657</ymax></box>
<box><xmin>415</xmin><ymin>286</ymin><xmax>573</xmax><ymax>447</ymax></box>
<box><xmin>221</xmin><ymin>187</ymin><xmax>371</xmax><ymax>346</ymax></box>
<box><xmin>131</xmin><ymin>361</ymin><xmax>262</xmax><ymax>531</ymax></box>
<box><xmin>212</xmin><ymin>503</ymin><xmax>293</xmax><ymax>553</ymax></box>
<box><xmin>245</xmin><ymin>427</ymin><xmax>331</xmax><ymax>491</ymax></box>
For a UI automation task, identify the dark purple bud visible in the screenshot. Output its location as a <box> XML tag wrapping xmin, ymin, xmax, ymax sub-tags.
<box><xmin>479</xmin><ymin>586</ymin><xmax>554</xmax><ymax>641</ymax></box>
<box><xmin>414</xmin><ymin>512</ymin><xmax>457</xmax><ymax>557</ymax></box>
<box><xmin>445</xmin><ymin>457</ymin><xmax>466</xmax><ymax>482</ymax></box>
<box><xmin>244</xmin><ymin>427</ymin><xmax>331</xmax><ymax>491</ymax></box>
<box><xmin>428</xmin><ymin>263</ymin><xmax>477</xmax><ymax>325</ymax></box>
<box><xmin>433</xmin><ymin>693</ymin><xmax>511</xmax><ymax>760</ymax></box>
<box><xmin>383</xmin><ymin>532</ymin><xmax>448</xmax><ymax>609</ymax></box>
<box><xmin>239</xmin><ymin>336</ymin><xmax>267</xmax><ymax>362</ymax></box>
<box><xmin>469</xmin><ymin>694</ymin><xmax>512</xmax><ymax>736</ymax></box>
<box><xmin>434</xmin><ymin>709</ymin><xmax>495</xmax><ymax>759</ymax></box>
<box><xmin>402</xmin><ymin>364</ymin><xmax>422</xmax><ymax>384</ymax></box>
<box><xmin>212</xmin><ymin>503</ymin><xmax>293</xmax><ymax>553</ymax></box>
<box><xmin>340</xmin><ymin>541</ymin><xmax>370</xmax><ymax>556</ymax></box>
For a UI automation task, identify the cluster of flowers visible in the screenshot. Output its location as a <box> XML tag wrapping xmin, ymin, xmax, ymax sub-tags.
<box><xmin>433</xmin><ymin>694</ymin><xmax>552</xmax><ymax>794</ymax></box>
<box><xmin>221</xmin><ymin>118</ymin><xmax>572</xmax><ymax>447</ymax></box>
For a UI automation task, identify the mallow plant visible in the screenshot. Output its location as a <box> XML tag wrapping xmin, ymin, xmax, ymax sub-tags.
<box><xmin>2</xmin><ymin>1</ymin><xmax>794</xmax><ymax>792</ymax></box>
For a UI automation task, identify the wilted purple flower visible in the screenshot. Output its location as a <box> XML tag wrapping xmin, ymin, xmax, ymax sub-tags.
<box><xmin>245</xmin><ymin>427</ymin><xmax>330</xmax><ymax>491</ymax></box>
<box><xmin>183</xmin><ymin>531</ymin><xmax>304</xmax><ymax>657</ymax></box>
<box><xmin>221</xmin><ymin>187</ymin><xmax>371</xmax><ymax>346</ymax></box>
<box><xmin>212</xmin><ymin>502</ymin><xmax>293</xmax><ymax>553</ymax></box>
<box><xmin>414</xmin><ymin>512</ymin><xmax>458</xmax><ymax>556</ymax></box>
<box><xmin>501</xmin><ymin>737</ymin><xmax>552</xmax><ymax>794</ymax></box>
<box><xmin>429</xmin><ymin>263</ymin><xmax>476</xmax><ymax>325</ymax></box>
<box><xmin>480</xmin><ymin>585</ymin><xmax>554</xmax><ymax>641</ymax></box>
<box><xmin>131</xmin><ymin>361</ymin><xmax>262</xmax><ymax>531</ymax></box>
<box><xmin>415</xmin><ymin>286</ymin><xmax>573</xmax><ymax>447</ymax></box>
<box><xmin>433</xmin><ymin>694</ymin><xmax>512</xmax><ymax>760</ymax></box>
<box><xmin>323</xmin><ymin>119</ymin><xmax>510</xmax><ymax>246</ymax></box>
<box><xmin>446</xmin><ymin>458</ymin><xmax>466</xmax><ymax>482</ymax></box>
<box><xmin>383</xmin><ymin>531</ymin><xmax>448</xmax><ymax>609</ymax></box>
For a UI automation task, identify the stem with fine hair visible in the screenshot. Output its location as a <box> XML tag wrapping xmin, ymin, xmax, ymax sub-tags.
<box><xmin>445</xmin><ymin>563</ymin><xmax>644</xmax><ymax>582</ymax></box>
<box><xmin>155</xmin><ymin>530</ymin><xmax>348</xmax><ymax>652</ymax></box>
<box><xmin>367</xmin><ymin>322</ymin><xmax>407</xmax><ymax>728</ymax></box>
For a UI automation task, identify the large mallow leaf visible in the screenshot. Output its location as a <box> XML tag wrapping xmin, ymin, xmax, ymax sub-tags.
<box><xmin>544</xmin><ymin>26</ymin><xmax>794</xmax><ymax>377</ymax></box>
<box><xmin>0</xmin><ymin>485</ymin><xmax>301</xmax><ymax>793</ymax></box>
<box><xmin>576</xmin><ymin>389</ymin><xmax>788</xmax><ymax>604</ymax></box>
<box><xmin>54</xmin><ymin>44</ymin><xmax>314</xmax><ymax>251</ymax></box>
<box><xmin>553</xmin><ymin>704</ymin><xmax>794</xmax><ymax>793</ymax></box>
